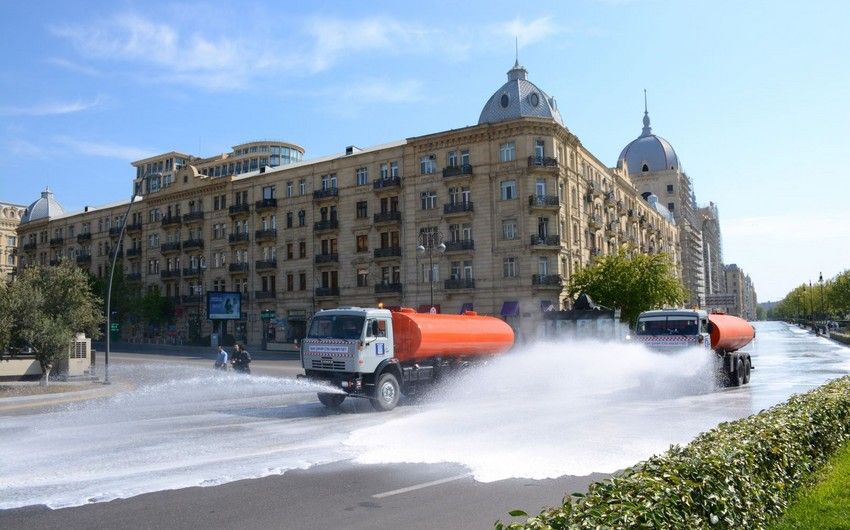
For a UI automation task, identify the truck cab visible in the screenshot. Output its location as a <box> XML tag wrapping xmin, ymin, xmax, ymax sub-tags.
<box><xmin>634</xmin><ymin>309</ymin><xmax>711</xmax><ymax>350</ymax></box>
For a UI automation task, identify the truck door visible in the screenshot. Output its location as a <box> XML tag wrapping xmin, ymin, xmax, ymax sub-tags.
<box><xmin>365</xmin><ymin>318</ymin><xmax>392</xmax><ymax>367</ymax></box>
<box><xmin>700</xmin><ymin>318</ymin><xmax>711</xmax><ymax>349</ymax></box>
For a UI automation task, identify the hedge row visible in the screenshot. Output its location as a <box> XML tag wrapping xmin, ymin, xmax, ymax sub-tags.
<box><xmin>497</xmin><ymin>375</ymin><xmax>850</xmax><ymax>530</ymax></box>
<box><xmin>831</xmin><ymin>332</ymin><xmax>850</xmax><ymax>346</ymax></box>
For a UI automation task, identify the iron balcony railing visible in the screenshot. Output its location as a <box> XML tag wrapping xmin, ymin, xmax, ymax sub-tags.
<box><xmin>228</xmin><ymin>203</ymin><xmax>251</xmax><ymax>216</ymax></box>
<box><xmin>126</xmin><ymin>222</ymin><xmax>143</xmax><ymax>232</ymax></box>
<box><xmin>161</xmin><ymin>215</ymin><xmax>182</xmax><ymax>227</ymax></box>
<box><xmin>255</xmin><ymin>198</ymin><xmax>278</xmax><ymax>210</ymax></box>
<box><xmin>160</xmin><ymin>241</ymin><xmax>182</xmax><ymax>252</ymax></box>
<box><xmin>126</xmin><ymin>273</ymin><xmax>142</xmax><ymax>282</ymax></box>
<box><xmin>373</xmin><ymin>177</ymin><xmax>401</xmax><ymax>190</ymax></box>
<box><xmin>442</xmin><ymin>164</ymin><xmax>473</xmax><ymax>178</ymax></box>
<box><xmin>228</xmin><ymin>232</ymin><xmax>250</xmax><ymax>244</ymax></box>
<box><xmin>315</xmin><ymin>286</ymin><xmax>340</xmax><ymax>297</ymax></box>
<box><xmin>126</xmin><ymin>248</ymin><xmax>142</xmax><ymax>257</ymax></box>
<box><xmin>530</xmin><ymin>234</ymin><xmax>560</xmax><ymax>246</ymax></box>
<box><xmin>182</xmin><ymin>267</ymin><xmax>203</xmax><ymax>278</ymax></box>
<box><xmin>528</xmin><ymin>195</ymin><xmax>560</xmax><ymax>208</ymax></box>
<box><xmin>313</xmin><ymin>219</ymin><xmax>339</xmax><ymax>231</ymax></box>
<box><xmin>183</xmin><ymin>239</ymin><xmax>204</xmax><ymax>250</ymax></box>
<box><xmin>373</xmin><ymin>247</ymin><xmax>402</xmax><ymax>259</ymax></box>
<box><xmin>160</xmin><ymin>269</ymin><xmax>181</xmax><ymax>279</ymax></box>
<box><xmin>228</xmin><ymin>263</ymin><xmax>249</xmax><ymax>273</ymax></box>
<box><xmin>444</xmin><ymin>240</ymin><xmax>475</xmax><ymax>252</ymax></box>
<box><xmin>444</xmin><ymin>278</ymin><xmax>475</xmax><ymax>290</ymax></box>
<box><xmin>49</xmin><ymin>237</ymin><xmax>64</xmax><ymax>246</ymax></box>
<box><xmin>76</xmin><ymin>233</ymin><xmax>92</xmax><ymax>243</ymax></box>
<box><xmin>443</xmin><ymin>201</ymin><xmax>474</xmax><ymax>214</ymax></box>
<box><xmin>532</xmin><ymin>274</ymin><xmax>563</xmax><ymax>287</ymax></box>
<box><xmin>314</xmin><ymin>253</ymin><xmax>339</xmax><ymax>264</ymax></box>
<box><xmin>374</xmin><ymin>283</ymin><xmax>403</xmax><ymax>294</ymax></box>
<box><xmin>255</xmin><ymin>260</ymin><xmax>277</xmax><ymax>271</ymax></box>
<box><xmin>313</xmin><ymin>188</ymin><xmax>339</xmax><ymax>200</ymax></box>
<box><xmin>528</xmin><ymin>156</ymin><xmax>559</xmax><ymax>169</ymax></box>
<box><xmin>255</xmin><ymin>229</ymin><xmax>277</xmax><ymax>241</ymax></box>
<box><xmin>255</xmin><ymin>290</ymin><xmax>277</xmax><ymax>300</ymax></box>
<box><xmin>373</xmin><ymin>211</ymin><xmax>402</xmax><ymax>223</ymax></box>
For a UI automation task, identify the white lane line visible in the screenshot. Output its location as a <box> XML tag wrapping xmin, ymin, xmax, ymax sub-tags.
<box><xmin>372</xmin><ymin>473</ymin><xmax>472</xmax><ymax>499</ymax></box>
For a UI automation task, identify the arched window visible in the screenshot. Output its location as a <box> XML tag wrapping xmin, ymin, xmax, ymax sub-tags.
<box><xmin>641</xmin><ymin>164</ymin><xmax>649</xmax><ymax>172</ymax></box>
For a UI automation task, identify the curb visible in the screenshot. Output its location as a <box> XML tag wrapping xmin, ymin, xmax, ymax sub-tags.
<box><xmin>0</xmin><ymin>381</ymin><xmax>130</xmax><ymax>412</ymax></box>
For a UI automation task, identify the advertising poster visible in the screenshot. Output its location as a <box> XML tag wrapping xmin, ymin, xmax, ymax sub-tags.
<box><xmin>207</xmin><ymin>291</ymin><xmax>241</xmax><ymax>320</ymax></box>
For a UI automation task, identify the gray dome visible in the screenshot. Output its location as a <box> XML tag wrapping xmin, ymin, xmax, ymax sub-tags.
<box><xmin>21</xmin><ymin>188</ymin><xmax>65</xmax><ymax>224</ymax></box>
<box><xmin>478</xmin><ymin>61</ymin><xmax>563</xmax><ymax>126</ymax></box>
<box><xmin>618</xmin><ymin>110</ymin><xmax>680</xmax><ymax>174</ymax></box>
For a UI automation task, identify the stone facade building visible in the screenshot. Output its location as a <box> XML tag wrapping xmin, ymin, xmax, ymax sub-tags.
<box><xmin>16</xmin><ymin>62</ymin><xmax>680</xmax><ymax>345</ymax></box>
<box><xmin>698</xmin><ymin>202</ymin><xmax>724</xmax><ymax>296</ymax></box>
<box><xmin>0</xmin><ymin>201</ymin><xmax>26</xmax><ymax>282</ymax></box>
<box><xmin>719</xmin><ymin>264</ymin><xmax>758</xmax><ymax>319</ymax></box>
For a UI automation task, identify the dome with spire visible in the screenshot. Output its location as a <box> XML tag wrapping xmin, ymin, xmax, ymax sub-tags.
<box><xmin>478</xmin><ymin>61</ymin><xmax>563</xmax><ymax>126</ymax></box>
<box><xmin>21</xmin><ymin>187</ymin><xmax>65</xmax><ymax>224</ymax></box>
<box><xmin>617</xmin><ymin>96</ymin><xmax>680</xmax><ymax>175</ymax></box>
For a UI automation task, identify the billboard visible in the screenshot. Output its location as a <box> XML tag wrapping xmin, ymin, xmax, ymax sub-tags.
<box><xmin>207</xmin><ymin>291</ymin><xmax>242</xmax><ymax>320</ymax></box>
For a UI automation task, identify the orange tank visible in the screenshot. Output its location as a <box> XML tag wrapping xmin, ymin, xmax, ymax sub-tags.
<box><xmin>708</xmin><ymin>314</ymin><xmax>755</xmax><ymax>352</ymax></box>
<box><xmin>391</xmin><ymin>307</ymin><xmax>515</xmax><ymax>362</ymax></box>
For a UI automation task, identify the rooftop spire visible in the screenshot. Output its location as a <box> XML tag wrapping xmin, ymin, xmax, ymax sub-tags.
<box><xmin>515</xmin><ymin>36</ymin><xmax>519</xmax><ymax>67</ymax></box>
<box><xmin>641</xmin><ymin>89</ymin><xmax>652</xmax><ymax>136</ymax></box>
<box><xmin>507</xmin><ymin>38</ymin><xmax>528</xmax><ymax>81</ymax></box>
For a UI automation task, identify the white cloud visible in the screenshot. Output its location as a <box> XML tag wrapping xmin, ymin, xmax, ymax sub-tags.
<box><xmin>489</xmin><ymin>16</ymin><xmax>560</xmax><ymax>49</ymax></box>
<box><xmin>56</xmin><ymin>136</ymin><xmax>155</xmax><ymax>161</ymax></box>
<box><xmin>5</xmin><ymin>139</ymin><xmax>47</xmax><ymax>157</ymax></box>
<box><xmin>0</xmin><ymin>95</ymin><xmax>103</xmax><ymax>116</ymax></box>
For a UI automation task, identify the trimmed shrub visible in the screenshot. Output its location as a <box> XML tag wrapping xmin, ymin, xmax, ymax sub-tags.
<box><xmin>497</xmin><ymin>376</ymin><xmax>850</xmax><ymax>530</ymax></box>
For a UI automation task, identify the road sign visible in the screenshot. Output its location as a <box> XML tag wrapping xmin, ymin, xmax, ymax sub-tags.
<box><xmin>110</xmin><ymin>323</ymin><xmax>119</xmax><ymax>332</ymax></box>
<box><xmin>260</xmin><ymin>309</ymin><xmax>276</xmax><ymax>320</ymax></box>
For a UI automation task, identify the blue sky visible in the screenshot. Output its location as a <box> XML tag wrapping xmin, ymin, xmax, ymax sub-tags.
<box><xmin>1</xmin><ymin>0</ymin><xmax>848</xmax><ymax>301</ymax></box>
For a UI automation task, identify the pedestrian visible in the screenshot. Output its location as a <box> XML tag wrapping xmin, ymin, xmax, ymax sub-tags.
<box><xmin>214</xmin><ymin>345</ymin><xmax>228</xmax><ymax>370</ymax></box>
<box><xmin>231</xmin><ymin>343</ymin><xmax>252</xmax><ymax>374</ymax></box>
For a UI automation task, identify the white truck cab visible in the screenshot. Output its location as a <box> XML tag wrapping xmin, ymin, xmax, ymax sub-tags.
<box><xmin>634</xmin><ymin>309</ymin><xmax>711</xmax><ymax>350</ymax></box>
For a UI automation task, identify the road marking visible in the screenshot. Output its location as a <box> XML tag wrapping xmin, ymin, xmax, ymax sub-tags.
<box><xmin>372</xmin><ymin>473</ymin><xmax>472</xmax><ymax>499</ymax></box>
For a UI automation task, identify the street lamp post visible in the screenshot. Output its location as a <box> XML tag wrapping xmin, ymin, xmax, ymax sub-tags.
<box><xmin>104</xmin><ymin>173</ymin><xmax>157</xmax><ymax>384</ymax></box>
<box><xmin>808</xmin><ymin>280</ymin><xmax>814</xmax><ymax>332</ymax></box>
<box><xmin>416</xmin><ymin>231</ymin><xmax>445</xmax><ymax>311</ymax></box>
<box><xmin>818</xmin><ymin>272</ymin><xmax>825</xmax><ymax>324</ymax></box>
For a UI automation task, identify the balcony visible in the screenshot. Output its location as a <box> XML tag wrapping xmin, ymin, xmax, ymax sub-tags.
<box><xmin>76</xmin><ymin>254</ymin><xmax>92</xmax><ymax>264</ymax></box>
<box><xmin>255</xmin><ymin>290</ymin><xmax>277</xmax><ymax>300</ymax></box>
<box><xmin>442</xmin><ymin>164</ymin><xmax>473</xmax><ymax>178</ymax></box>
<box><xmin>255</xmin><ymin>229</ymin><xmax>277</xmax><ymax>242</ymax></box>
<box><xmin>373</xmin><ymin>211</ymin><xmax>402</xmax><ymax>224</ymax></box>
<box><xmin>314</xmin><ymin>253</ymin><xmax>339</xmax><ymax>264</ymax></box>
<box><xmin>160</xmin><ymin>269</ymin><xmax>181</xmax><ymax>279</ymax></box>
<box><xmin>588</xmin><ymin>215</ymin><xmax>603</xmax><ymax>230</ymax></box>
<box><xmin>603</xmin><ymin>191</ymin><xmax>616</xmax><ymax>205</ymax></box>
<box><xmin>108</xmin><ymin>227</ymin><xmax>123</xmax><ymax>237</ymax></box>
<box><xmin>444</xmin><ymin>240</ymin><xmax>475</xmax><ymax>252</ymax></box>
<box><xmin>313</xmin><ymin>219</ymin><xmax>339</xmax><ymax>232</ymax></box>
<box><xmin>590</xmin><ymin>248</ymin><xmax>603</xmax><ymax>257</ymax></box>
<box><xmin>126</xmin><ymin>222</ymin><xmax>143</xmax><ymax>233</ymax></box>
<box><xmin>182</xmin><ymin>267</ymin><xmax>203</xmax><ymax>278</ymax></box>
<box><xmin>315</xmin><ymin>286</ymin><xmax>340</xmax><ymax>297</ymax></box>
<box><xmin>23</xmin><ymin>243</ymin><xmax>37</xmax><ymax>252</ymax></box>
<box><xmin>444</xmin><ymin>278</ymin><xmax>476</xmax><ymax>290</ymax></box>
<box><xmin>161</xmin><ymin>215</ymin><xmax>182</xmax><ymax>227</ymax></box>
<box><xmin>528</xmin><ymin>195</ymin><xmax>560</xmax><ymax>209</ymax></box>
<box><xmin>182</xmin><ymin>295</ymin><xmax>203</xmax><ymax>304</ymax></box>
<box><xmin>255</xmin><ymin>198</ymin><xmax>278</xmax><ymax>211</ymax></box>
<box><xmin>374</xmin><ymin>283</ymin><xmax>403</xmax><ymax>294</ymax></box>
<box><xmin>49</xmin><ymin>237</ymin><xmax>64</xmax><ymax>246</ymax></box>
<box><xmin>313</xmin><ymin>188</ymin><xmax>339</xmax><ymax>200</ymax></box>
<box><xmin>588</xmin><ymin>182</ymin><xmax>603</xmax><ymax>198</ymax></box>
<box><xmin>373</xmin><ymin>177</ymin><xmax>401</xmax><ymax>191</ymax></box>
<box><xmin>373</xmin><ymin>247</ymin><xmax>402</xmax><ymax>259</ymax></box>
<box><xmin>228</xmin><ymin>232</ymin><xmax>250</xmax><ymax>244</ymax></box>
<box><xmin>76</xmin><ymin>233</ymin><xmax>92</xmax><ymax>243</ymax></box>
<box><xmin>532</xmin><ymin>274</ymin><xmax>563</xmax><ymax>288</ymax></box>
<box><xmin>228</xmin><ymin>203</ymin><xmax>251</xmax><ymax>216</ymax></box>
<box><xmin>443</xmin><ymin>201</ymin><xmax>474</xmax><ymax>215</ymax></box>
<box><xmin>229</xmin><ymin>263</ymin><xmax>249</xmax><ymax>274</ymax></box>
<box><xmin>530</xmin><ymin>234</ymin><xmax>561</xmax><ymax>247</ymax></box>
<box><xmin>182</xmin><ymin>239</ymin><xmax>204</xmax><ymax>250</ymax></box>
<box><xmin>160</xmin><ymin>241</ymin><xmax>182</xmax><ymax>253</ymax></box>
<box><xmin>527</xmin><ymin>156</ymin><xmax>559</xmax><ymax>171</ymax></box>
<box><xmin>182</xmin><ymin>211</ymin><xmax>205</xmax><ymax>223</ymax></box>
<box><xmin>255</xmin><ymin>259</ymin><xmax>277</xmax><ymax>271</ymax></box>
<box><xmin>126</xmin><ymin>273</ymin><xmax>142</xmax><ymax>282</ymax></box>
<box><xmin>126</xmin><ymin>247</ymin><xmax>142</xmax><ymax>258</ymax></box>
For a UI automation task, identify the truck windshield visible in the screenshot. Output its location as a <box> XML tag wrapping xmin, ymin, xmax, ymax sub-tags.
<box><xmin>307</xmin><ymin>315</ymin><xmax>365</xmax><ymax>340</ymax></box>
<box><xmin>636</xmin><ymin>317</ymin><xmax>699</xmax><ymax>336</ymax></box>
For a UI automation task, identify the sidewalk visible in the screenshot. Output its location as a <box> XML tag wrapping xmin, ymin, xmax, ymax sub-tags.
<box><xmin>0</xmin><ymin>380</ymin><xmax>130</xmax><ymax>414</ymax></box>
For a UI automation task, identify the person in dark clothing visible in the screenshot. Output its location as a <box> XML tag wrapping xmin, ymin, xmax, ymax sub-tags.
<box><xmin>231</xmin><ymin>343</ymin><xmax>252</xmax><ymax>374</ymax></box>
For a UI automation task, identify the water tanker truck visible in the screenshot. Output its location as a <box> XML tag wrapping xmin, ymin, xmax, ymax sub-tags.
<box><xmin>634</xmin><ymin>309</ymin><xmax>756</xmax><ymax>386</ymax></box>
<box><xmin>300</xmin><ymin>306</ymin><xmax>515</xmax><ymax>411</ymax></box>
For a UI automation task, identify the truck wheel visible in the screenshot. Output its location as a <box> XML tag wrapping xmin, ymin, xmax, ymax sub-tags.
<box><xmin>318</xmin><ymin>393</ymin><xmax>345</xmax><ymax>408</ymax></box>
<box><xmin>743</xmin><ymin>358</ymin><xmax>751</xmax><ymax>384</ymax></box>
<box><xmin>372</xmin><ymin>372</ymin><xmax>400</xmax><ymax>412</ymax></box>
<box><xmin>729</xmin><ymin>358</ymin><xmax>745</xmax><ymax>387</ymax></box>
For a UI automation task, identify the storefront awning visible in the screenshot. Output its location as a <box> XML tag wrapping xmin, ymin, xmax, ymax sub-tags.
<box><xmin>460</xmin><ymin>302</ymin><xmax>474</xmax><ymax>314</ymax></box>
<box><xmin>417</xmin><ymin>304</ymin><xmax>441</xmax><ymax>314</ymax></box>
<box><xmin>500</xmin><ymin>301</ymin><xmax>520</xmax><ymax>317</ymax></box>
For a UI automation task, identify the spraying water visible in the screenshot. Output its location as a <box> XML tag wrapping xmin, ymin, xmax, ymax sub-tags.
<box><xmin>0</xmin><ymin>322</ymin><xmax>846</xmax><ymax>509</ymax></box>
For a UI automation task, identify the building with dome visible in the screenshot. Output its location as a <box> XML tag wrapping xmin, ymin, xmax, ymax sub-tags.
<box><xmin>617</xmin><ymin>103</ymin><xmax>706</xmax><ymax>306</ymax></box>
<box><xmin>0</xmin><ymin>201</ymin><xmax>27</xmax><ymax>282</ymax></box>
<box><xmin>16</xmin><ymin>62</ymin><xmax>680</xmax><ymax>346</ymax></box>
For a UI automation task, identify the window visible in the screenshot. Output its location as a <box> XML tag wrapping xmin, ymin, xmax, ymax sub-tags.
<box><xmin>380</xmin><ymin>163</ymin><xmax>388</xmax><ymax>179</ymax></box>
<box><xmin>538</xmin><ymin>256</ymin><xmax>549</xmax><ymax>276</ymax></box>
<box><xmin>286</xmin><ymin>243</ymin><xmax>293</xmax><ymax>260</ymax></box>
<box><xmin>298</xmin><ymin>210</ymin><xmax>306</xmax><ymax>226</ymax></box>
<box><xmin>357</xmin><ymin>268</ymin><xmax>369</xmax><ymax>287</ymax></box>
<box><xmin>667</xmin><ymin>184</ymin><xmax>674</xmax><ymax>194</ymax></box>
<box><xmin>390</xmin><ymin>161</ymin><xmax>399</xmax><ymax>177</ymax></box>
<box><xmin>499</xmin><ymin>142</ymin><xmax>516</xmax><ymax>162</ymax></box>
<box><xmin>299</xmin><ymin>241</ymin><xmax>306</xmax><ymax>258</ymax></box>
<box><xmin>500</xmin><ymin>180</ymin><xmax>516</xmax><ymax>200</ymax></box>
<box><xmin>356</xmin><ymin>201</ymin><xmax>368</xmax><ymax>219</ymax></box>
<box><xmin>668</xmin><ymin>203</ymin><xmax>675</xmax><ymax>212</ymax></box>
<box><xmin>356</xmin><ymin>234</ymin><xmax>368</xmax><ymax>253</ymax></box>
<box><xmin>356</xmin><ymin>167</ymin><xmax>368</xmax><ymax>186</ymax></box>
<box><xmin>421</xmin><ymin>263</ymin><xmax>440</xmax><ymax>282</ymax></box>
<box><xmin>420</xmin><ymin>191</ymin><xmax>437</xmax><ymax>210</ymax></box>
<box><xmin>287</xmin><ymin>273</ymin><xmax>294</xmax><ymax>291</ymax></box>
<box><xmin>502</xmin><ymin>219</ymin><xmax>517</xmax><ymax>240</ymax></box>
<box><xmin>286</xmin><ymin>212</ymin><xmax>293</xmax><ymax>228</ymax></box>
<box><xmin>321</xmin><ymin>173</ymin><xmax>337</xmax><ymax>190</ymax></box>
<box><xmin>447</xmin><ymin>150</ymin><xmax>457</xmax><ymax>167</ymax></box>
<box><xmin>535</xmin><ymin>139</ymin><xmax>545</xmax><ymax>160</ymax></box>
<box><xmin>299</xmin><ymin>272</ymin><xmax>306</xmax><ymax>290</ymax></box>
<box><xmin>286</xmin><ymin>181</ymin><xmax>293</xmax><ymax>197</ymax></box>
<box><xmin>460</xmin><ymin>150</ymin><xmax>470</xmax><ymax>167</ymax></box>
<box><xmin>299</xmin><ymin>179</ymin><xmax>306</xmax><ymax>195</ymax></box>
<box><xmin>263</xmin><ymin>186</ymin><xmax>276</xmax><ymax>199</ymax></box>
<box><xmin>420</xmin><ymin>155</ymin><xmax>436</xmax><ymax>174</ymax></box>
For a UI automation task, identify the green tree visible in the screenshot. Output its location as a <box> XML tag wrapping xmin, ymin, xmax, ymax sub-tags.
<box><xmin>568</xmin><ymin>246</ymin><xmax>686</xmax><ymax>325</ymax></box>
<box><xmin>0</xmin><ymin>281</ymin><xmax>12</xmax><ymax>350</ymax></box>
<box><xmin>139</xmin><ymin>289</ymin><xmax>175</xmax><ymax>326</ymax></box>
<box><xmin>828</xmin><ymin>270</ymin><xmax>850</xmax><ymax>318</ymax></box>
<box><xmin>4</xmin><ymin>263</ymin><xmax>103</xmax><ymax>385</ymax></box>
<box><xmin>89</xmin><ymin>263</ymin><xmax>141</xmax><ymax>327</ymax></box>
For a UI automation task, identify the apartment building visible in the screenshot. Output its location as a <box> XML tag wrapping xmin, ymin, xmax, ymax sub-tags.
<box><xmin>0</xmin><ymin>201</ymin><xmax>26</xmax><ymax>282</ymax></box>
<box><xmin>17</xmin><ymin>62</ymin><xmax>680</xmax><ymax>345</ymax></box>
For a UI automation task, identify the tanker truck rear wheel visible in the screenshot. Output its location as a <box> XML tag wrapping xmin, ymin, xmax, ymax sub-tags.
<box><xmin>318</xmin><ymin>393</ymin><xmax>346</xmax><ymax>408</ymax></box>
<box><xmin>743</xmin><ymin>357</ymin><xmax>751</xmax><ymax>385</ymax></box>
<box><xmin>729</xmin><ymin>357</ymin><xmax>745</xmax><ymax>387</ymax></box>
<box><xmin>372</xmin><ymin>372</ymin><xmax>400</xmax><ymax>412</ymax></box>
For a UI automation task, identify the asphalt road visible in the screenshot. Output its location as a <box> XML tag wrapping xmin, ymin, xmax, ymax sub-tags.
<box><xmin>1</xmin><ymin>323</ymin><xmax>848</xmax><ymax>529</ymax></box>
